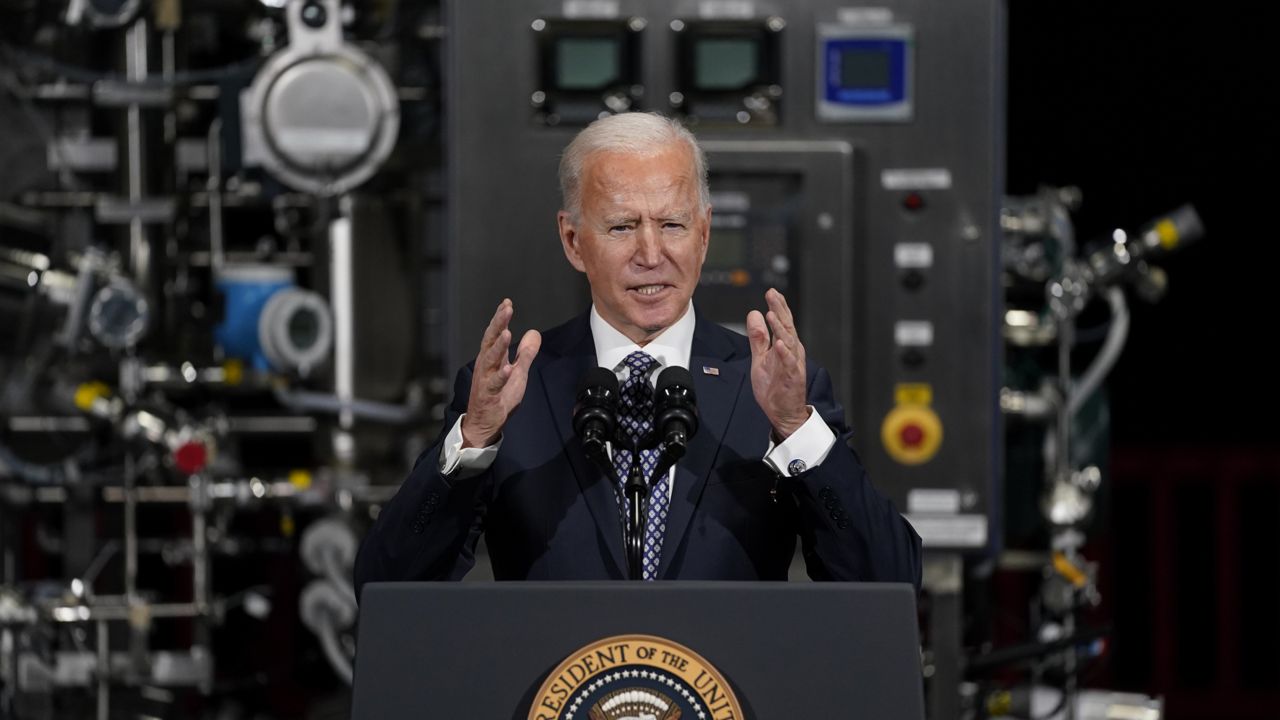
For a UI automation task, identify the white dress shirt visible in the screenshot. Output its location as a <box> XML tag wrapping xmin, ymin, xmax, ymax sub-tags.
<box><xmin>438</xmin><ymin>304</ymin><xmax>835</xmax><ymax>482</ymax></box>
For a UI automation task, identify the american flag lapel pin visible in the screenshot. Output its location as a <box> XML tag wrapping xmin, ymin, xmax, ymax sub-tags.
<box><xmin>702</xmin><ymin>366</ymin><xmax>719</xmax><ymax>376</ymax></box>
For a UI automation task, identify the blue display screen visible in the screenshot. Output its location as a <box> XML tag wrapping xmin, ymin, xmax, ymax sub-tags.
<box><xmin>824</xmin><ymin>39</ymin><xmax>907</xmax><ymax>105</ymax></box>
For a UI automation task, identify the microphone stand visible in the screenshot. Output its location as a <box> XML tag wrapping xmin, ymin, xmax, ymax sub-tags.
<box><xmin>616</xmin><ymin>434</ymin><xmax>648</xmax><ymax>580</ymax></box>
<box><xmin>579</xmin><ymin>432</ymin><xmax>651</xmax><ymax>580</ymax></box>
<box><xmin>613</xmin><ymin>432</ymin><xmax>687</xmax><ymax>580</ymax></box>
<box><xmin>574</xmin><ymin>366</ymin><xmax>693</xmax><ymax>579</ymax></box>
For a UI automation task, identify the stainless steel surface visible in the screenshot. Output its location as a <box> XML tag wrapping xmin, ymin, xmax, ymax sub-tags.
<box><xmin>331</xmin><ymin>197</ymin><xmax>356</xmax><ymax>430</ymax></box>
<box><xmin>124</xmin><ymin>17</ymin><xmax>152</xmax><ymax>306</ymax></box>
<box><xmin>239</xmin><ymin>0</ymin><xmax>401</xmax><ymax>195</ymax></box>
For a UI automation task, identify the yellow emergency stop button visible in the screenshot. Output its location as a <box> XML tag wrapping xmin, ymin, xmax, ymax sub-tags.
<box><xmin>881</xmin><ymin>403</ymin><xmax>943</xmax><ymax>465</ymax></box>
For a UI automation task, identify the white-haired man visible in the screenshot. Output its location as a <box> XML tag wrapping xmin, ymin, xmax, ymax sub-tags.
<box><xmin>356</xmin><ymin>112</ymin><xmax>921</xmax><ymax>588</ymax></box>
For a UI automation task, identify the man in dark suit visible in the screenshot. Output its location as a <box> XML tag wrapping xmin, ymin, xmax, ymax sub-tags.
<box><xmin>355</xmin><ymin>112</ymin><xmax>920</xmax><ymax>592</ymax></box>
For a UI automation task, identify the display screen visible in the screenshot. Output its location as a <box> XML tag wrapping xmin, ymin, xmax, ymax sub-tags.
<box><xmin>555</xmin><ymin>38</ymin><xmax>619</xmax><ymax>90</ymax></box>
<box><xmin>706</xmin><ymin>227</ymin><xmax>747</xmax><ymax>267</ymax></box>
<box><xmin>694</xmin><ymin>38</ymin><xmax>758</xmax><ymax>90</ymax></box>
<box><xmin>839</xmin><ymin>48</ymin><xmax>891</xmax><ymax>89</ymax></box>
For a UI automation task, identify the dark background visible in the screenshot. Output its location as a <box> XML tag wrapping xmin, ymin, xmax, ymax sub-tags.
<box><xmin>1006</xmin><ymin>3</ymin><xmax>1280</xmax><ymax>716</ymax></box>
<box><xmin>1008</xmin><ymin>2</ymin><xmax>1279</xmax><ymax>438</ymax></box>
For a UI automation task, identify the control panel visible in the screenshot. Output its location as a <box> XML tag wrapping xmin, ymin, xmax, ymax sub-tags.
<box><xmin>449</xmin><ymin>0</ymin><xmax>1004</xmax><ymax>552</ymax></box>
<box><xmin>816</xmin><ymin>21</ymin><xmax>913</xmax><ymax>122</ymax></box>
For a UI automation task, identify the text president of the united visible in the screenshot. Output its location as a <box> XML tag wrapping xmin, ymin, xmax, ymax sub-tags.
<box><xmin>355</xmin><ymin>112</ymin><xmax>921</xmax><ymax>590</ymax></box>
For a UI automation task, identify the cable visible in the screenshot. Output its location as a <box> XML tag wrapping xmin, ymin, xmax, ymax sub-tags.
<box><xmin>300</xmin><ymin>581</ymin><xmax>356</xmax><ymax>685</ymax></box>
<box><xmin>314</xmin><ymin>617</ymin><xmax>354</xmax><ymax>685</ymax></box>
<box><xmin>319</xmin><ymin>547</ymin><xmax>357</xmax><ymax>611</ymax></box>
<box><xmin>965</xmin><ymin>625</ymin><xmax>1111</xmax><ymax>674</ymax></box>
<box><xmin>1068</xmin><ymin>288</ymin><xmax>1129</xmax><ymax>417</ymax></box>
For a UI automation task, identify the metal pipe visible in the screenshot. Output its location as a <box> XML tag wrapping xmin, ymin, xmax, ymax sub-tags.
<box><xmin>271</xmin><ymin>385</ymin><xmax>419</xmax><ymax>425</ymax></box>
<box><xmin>123</xmin><ymin>453</ymin><xmax>138</xmax><ymax>603</ymax></box>
<box><xmin>190</xmin><ymin>474</ymin><xmax>211</xmax><ymax>693</ymax></box>
<box><xmin>206</xmin><ymin>119</ymin><xmax>224</xmax><ymax>273</ymax></box>
<box><xmin>24</xmin><ymin>481</ymin><xmax>400</xmax><ymax>505</ymax></box>
<box><xmin>96</xmin><ymin>619</ymin><xmax>109</xmax><ymax>720</ymax></box>
<box><xmin>330</xmin><ymin>197</ymin><xmax>356</xmax><ymax>432</ymax></box>
<box><xmin>191</xmin><ymin>477</ymin><xmax>209</xmax><ymax>615</ymax></box>
<box><xmin>48</xmin><ymin>600</ymin><xmax>206</xmax><ymax>623</ymax></box>
<box><xmin>123</xmin><ymin>17</ymin><xmax>152</xmax><ymax>303</ymax></box>
<box><xmin>1055</xmin><ymin>315</ymin><xmax>1072</xmax><ymax>487</ymax></box>
<box><xmin>162</xmin><ymin>26</ymin><xmax>176</xmax><ymax>141</ymax></box>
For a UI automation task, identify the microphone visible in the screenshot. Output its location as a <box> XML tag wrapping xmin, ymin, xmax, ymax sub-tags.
<box><xmin>653</xmin><ymin>366</ymin><xmax>699</xmax><ymax>460</ymax></box>
<box><xmin>572</xmin><ymin>367</ymin><xmax>620</xmax><ymax>465</ymax></box>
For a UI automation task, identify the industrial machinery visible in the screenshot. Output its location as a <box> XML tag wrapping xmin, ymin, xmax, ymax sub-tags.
<box><xmin>966</xmin><ymin>194</ymin><xmax>1202</xmax><ymax>720</ymax></box>
<box><xmin>0</xmin><ymin>0</ymin><xmax>440</xmax><ymax>716</ymax></box>
<box><xmin>0</xmin><ymin>0</ymin><xmax>1204</xmax><ymax>718</ymax></box>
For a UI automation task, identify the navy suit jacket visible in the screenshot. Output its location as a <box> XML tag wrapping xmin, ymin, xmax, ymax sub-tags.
<box><xmin>355</xmin><ymin>311</ymin><xmax>921</xmax><ymax>594</ymax></box>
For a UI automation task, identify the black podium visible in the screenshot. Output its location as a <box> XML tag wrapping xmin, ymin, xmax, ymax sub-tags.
<box><xmin>352</xmin><ymin>582</ymin><xmax>924</xmax><ymax>719</ymax></box>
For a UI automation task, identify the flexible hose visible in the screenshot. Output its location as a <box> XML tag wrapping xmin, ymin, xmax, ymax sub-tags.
<box><xmin>1068</xmin><ymin>288</ymin><xmax>1129</xmax><ymax>417</ymax></box>
<box><xmin>314</xmin><ymin>614</ymin><xmax>354</xmax><ymax>685</ymax></box>
<box><xmin>321</xmin><ymin>548</ymin><xmax>358</xmax><ymax>611</ymax></box>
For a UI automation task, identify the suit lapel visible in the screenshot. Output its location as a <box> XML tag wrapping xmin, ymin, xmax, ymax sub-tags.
<box><xmin>538</xmin><ymin>316</ymin><xmax>628</xmax><ymax>577</ymax></box>
<box><xmin>658</xmin><ymin>316</ymin><xmax>746</xmax><ymax>579</ymax></box>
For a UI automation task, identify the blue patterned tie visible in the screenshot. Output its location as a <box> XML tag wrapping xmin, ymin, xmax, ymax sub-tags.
<box><xmin>613</xmin><ymin>351</ymin><xmax>669</xmax><ymax>580</ymax></box>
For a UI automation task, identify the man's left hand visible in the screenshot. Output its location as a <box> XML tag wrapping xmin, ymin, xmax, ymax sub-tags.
<box><xmin>746</xmin><ymin>288</ymin><xmax>810</xmax><ymax>440</ymax></box>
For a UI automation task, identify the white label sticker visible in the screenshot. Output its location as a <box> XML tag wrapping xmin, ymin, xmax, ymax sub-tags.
<box><xmin>894</xmin><ymin>243</ymin><xmax>934</xmax><ymax>269</ymax></box>
<box><xmin>881</xmin><ymin>168</ymin><xmax>953</xmax><ymax>191</ymax></box>
<box><xmin>894</xmin><ymin>320</ymin><xmax>934</xmax><ymax>347</ymax></box>
<box><xmin>699</xmin><ymin>0</ymin><xmax>755</xmax><ymax>19</ymax></box>
<box><xmin>709</xmin><ymin>191</ymin><xmax>751</xmax><ymax>213</ymax></box>
<box><xmin>564</xmin><ymin>0</ymin><xmax>620</xmax><ymax>19</ymax></box>
<box><xmin>711</xmin><ymin>214</ymin><xmax>747</xmax><ymax>229</ymax></box>
<box><xmin>904</xmin><ymin>514</ymin><xmax>988</xmax><ymax>547</ymax></box>
<box><xmin>908</xmin><ymin>488</ymin><xmax>960</xmax><ymax>514</ymax></box>
<box><xmin>837</xmin><ymin>7</ymin><xmax>894</xmax><ymax>25</ymax></box>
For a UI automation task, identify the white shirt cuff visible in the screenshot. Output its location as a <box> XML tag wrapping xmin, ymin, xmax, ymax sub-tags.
<box><xmin>438</xmin><ymin>414</ymin><xmax>501</xmax><ymax>479</ymax></box>
<box><xmin>763</xmin><ymin>406</ymin><xmax>835</xmax><ymax>477</ymax></box>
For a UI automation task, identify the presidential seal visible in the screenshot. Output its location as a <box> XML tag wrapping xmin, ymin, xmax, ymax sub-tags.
<box><xmin>529</xmin><ymin>634</ymin><xmax>745</xmax><ymax>720</ymax></box>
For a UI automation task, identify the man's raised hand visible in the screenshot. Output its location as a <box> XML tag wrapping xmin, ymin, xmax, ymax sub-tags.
<box><xmin>460</xmin><ymin>299</ymin><xmax>541</xmax><ymax>448</ymax></box>
<box><xmin>746</xmin><ymin>288</ymin><xmax>810</xmax><ymax>440</ymax></box>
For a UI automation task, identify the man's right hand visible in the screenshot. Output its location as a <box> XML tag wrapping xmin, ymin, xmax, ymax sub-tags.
<box><xmin>460</xmin><ymin>299</ymin><xmax>542</xmax><ymax>449</ymax></box>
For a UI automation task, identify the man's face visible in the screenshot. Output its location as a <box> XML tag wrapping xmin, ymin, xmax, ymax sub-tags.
<box><xmin>558</xmin><ymin>144</ymin><xmax>710</xmax><ymax>345</ymax></box>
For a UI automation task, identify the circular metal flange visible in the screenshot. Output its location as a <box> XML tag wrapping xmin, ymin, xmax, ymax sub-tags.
<box><xmin>242</xmin><ymin>43</ymin><xmax>399</xmax><ymax>195</ymax></box>
<box><xmin>88</xmin><ymin>280</ymin><xmax>150</xmax><ymax>349</ymax></box>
